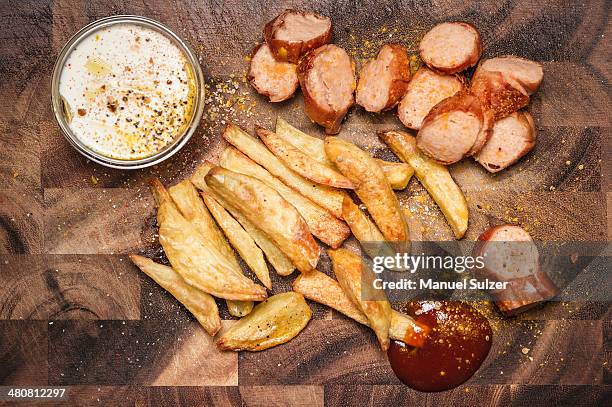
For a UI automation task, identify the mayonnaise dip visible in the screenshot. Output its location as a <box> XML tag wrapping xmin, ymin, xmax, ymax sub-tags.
<box><xmin>58</xmin><ymin>23</ymin><xmax>195</xmax><ymax>160</ymax></box>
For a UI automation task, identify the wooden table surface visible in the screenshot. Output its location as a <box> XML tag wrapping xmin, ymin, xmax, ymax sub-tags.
<box><xmin>0</xmin><ymin>0</ymin><xmax>610</xmax><ymax>406</ymax></box>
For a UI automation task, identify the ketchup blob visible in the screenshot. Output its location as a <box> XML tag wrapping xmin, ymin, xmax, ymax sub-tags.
<box><xmin>388</xmin><ymin>301</ymin><xmax>492</xmax><ymax>392</ymax></box>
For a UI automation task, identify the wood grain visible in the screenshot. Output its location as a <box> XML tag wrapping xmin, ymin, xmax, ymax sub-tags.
<box><xmin>0</xmin><ymin>255</ymin><xmax>140</xmax><ymax>320</ymax></box>
<box><xmin>0</xmin><ymin>321</ymin><xmax>48</xmax><ymax>385</ymax></box>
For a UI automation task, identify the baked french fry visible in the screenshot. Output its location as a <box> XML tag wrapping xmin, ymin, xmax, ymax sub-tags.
<box><xmin>216</xmin><ymin>292</ymin><xmax>312</xmax><ymax>351</ymax></box>
<box><xmin>168</xmin><ymin>180</ymin><xmax>240</xmax><ymax>270</ymax></box>
<box><xmin>258</xmin><ymin>129</ymin><xmax>354</xmax><ymax>189</ymax></box>
<box><xmin>149</xmin><ymin>178</ymin><xmax>267</xmax><ymax>301</ymax></box>
<box><xmin>129</xmin><ymin>254</ymin><xmax>221</xmax><ymax>336</ymax></box>
<box><xmin>381</xmin><ymin>161</ymin><xmax>413</xmax><ymax>190</ymax></box>
<box><xmin>328</xmin><ymin>248</ymin><xmax>392</xmax><ymax>351</ymax></box>
<box><xmin>379</xmin><ymin>130</ymin><xmax>468</xmax><ymax>239</ymax></box>
<box><xmin>231</xmin><ymin>209</ymin><xmax>296</xmax><ymax>276</ymax></box>
<box><xmin>219</xmin><ymin>147</ymin><xmax>350</xmax><ymax>248</ymax></box>
<box><xmin>191</xmin><ymin>162</ymin><xmax>296</xmax><ymax>276</ymax></box>
<box><xmin>201</xmin><ymin>192</ymin><xmax>271</xmax><ymax>289</ymax></box>
<box><xmin>276</xmin><ymin>118</ymin><xmax>413</xmax><ymax>190</ymax></box>
<box><xmin>292</xmin><ymin>269</ymin><xmax>429</xmax><ymax>347</ymax></box>
<box><xmin>341</xmin><ymin>196</ymin><xmax>395</xmax><ymax>260</ymax></box>
<box><xmin>206</xmin><ymin>167</ymin><xmax>320</xmax><ymax>273</ymax></box>
<box><xmin>276</xmin><ymin>117</ymin><xmax>334</xmax><ymax>166</ymax></box>
<box><xmin>168</xmin><ymin>180</ymin><xmax>255</xmax><ymax>315</ymax></box>
<box><xmin>226</xmin><ymin>300</ymin><xmax>254</xmax><ymax>318</ymax></box>
<box><xmin>293</xmin><ymin>270</ymin><xmax>367</xmax><ymax>324</ymax></box>
<box><xmin>223</xmin><ymin>123</ymin><xmax>346</xmax><ymax>218</ymax></box>
<box><xmin>325</xmin><ymin>137</ymin><xmax>410</xmax><ymax>252</ymax></box>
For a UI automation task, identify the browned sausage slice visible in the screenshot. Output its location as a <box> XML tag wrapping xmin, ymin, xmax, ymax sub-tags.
<box><xmin>248</xmin><ymin>43</ymin><xmax>298</xmax><ymax>102</ymax></box>
<box><xmin>474</xmin><ymin>225</ymin><xmax>558</xmax><ymax>316</ymax></box>
<box><xmin>470</xmin><ymin>69</ymin><xmax>530</xmax><ymax>120</ymax></box>
<box><xmin>264</xmin><ymin>10</ymin><xmax>332</xmax><ymax>63</ymax></box>
<box><xmin>419</xmin><ymin>22</ymin><xmax>482</xmax><ymax>74</ymax></box>
<box><xmin>479</xmin><ymin>56</ymin><xmax>543</xmax><ymax>95</ymax></box>
<box><xmin>475</xmin><ymin>111</ymin><xmax>536</xmax><ymax>173</ymax></box>
<box><xmin>356</xmin><ymin>44</ymin><xmax>411</xmax><ymax>113</ymax></box>
<box><xmin>468</xmin><ymin>107</ymin><xmax>494</xmax><ymax>156</ymax></box>
<box><xmin>297</xmin><ymin>44</ymin><xmax>356</xmax><ymax>134</ymax></box>
<box><xmin>416</xmin><ymin>92</ymin><xmax>484</xmax><ymax>164</ymax></box>
<box><xmin>398</xmin><ymin>67</ymin><xmax>464</xmax><ymax>130</ymax></box>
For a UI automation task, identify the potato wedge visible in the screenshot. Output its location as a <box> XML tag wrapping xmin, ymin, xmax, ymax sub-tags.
<box><xmin>381</xmin><ymin>161</ymin><xmax>413</xmax><ymax>190</ymax></box>
<box><xmin>325</xmin><ymin>137</ymin><xmax>410</xmax><ymax>253</ymax></box>
<box><xmin>223</xmin><ymin>123</ymin><xmax>346</xmax><ymax>218</ymax></box>
<box><xmin>276</xmin><ymin>118</ymin><xmax>413</xmax><ymax>190</ymax></box>
<box><xmin>231</xmin><ymin>210</ymin><xmax>296</xmax><ymax>276</ymax></box>
<box><xmin>216</xmin><ymin>292</ymin><xmax>312</xmax><ymax>351</ymax></box>
<box><xmin>328</xmin><ymin>248</ymin><xmax>392</xmax><ymax>351</ymax></box>
<box><xmin>201</xmin><ymin>192</ymin><xmax>271</xmax><ymax>289</ymax></box>
<box><xmin>258</xmin><ymin>129</ymin><xmax>354</xmax><ymax>189</ymax></box>
<box><xmin>149</xmin><ymin>179</ymin><xmax>267</xmax><ymax>301</ymax></box>
<box><xmin>168</xmin><ymin>180</ymin><xmax>240</xmax><ymax>271</ymax></box>
<box><xmin>379</xmin><ymin>130</ymin><xmax>469</xmax><ymax>239</ymax></box>
<box><xmin>191</xmin><ymin>162</ymin><xmax>296</xmax><ymax>276</ymax></box>
<box><xmin>129</xmin><ymin>254</ymin><xmax>221</xmax><ymax>336</ymax></box>
<box><xmin>219</xmin><ymin>147</ymin><xmax>350</xmax><ymax>248</ymax></box>
<box><xmin>341</xmin><ymin>196</ymin><xmax>395</xmax><ymax>260</ymax></box>
<box><xmin>293</xmin><ymin>270</ymin><xmax>368</xmax><ymax>325</ymax></box>
<box><xmin>168</xmin><ymin>180</ymin><xmax>256</xmax><ymax>313</ymax></box>
<box><xmin>276</xmin><ymin>117</ymin><xmax>334</xmax><ymax>166</ymax></box>
<box><xmin>226</xmin><ymin>300</ymin><xmax>254</xmax><ymax>318</ymax></box>
<box><xmin>206</xmin><ymin>167</ymin><xmax>320</xmax><ymax>273</ymax></box>
<box><xmin>293</xmin><ymin>269</ymin><xmax>429</xmax><ymax>347</ymax></box>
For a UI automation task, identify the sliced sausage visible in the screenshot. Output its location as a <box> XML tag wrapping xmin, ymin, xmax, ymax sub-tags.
<box><xmin>248</xmin><ymin>43</ymin><xmax>299</xmax><ymax>102</ymax></box>
<box><xmin>474</xmin><ymin>225</ymin><xmax>558</xmax><ymax>316</ymax></box>
<box><xmin>479</xmin><ymin>56</ymin><xmax>543</xmax><ymax>95</ymax></box>
<box><xmin>297</xmin><ymin>44</ymin><xmax>356</xmax><ymax>134</ymax></box>
<box><xmin>419</xmin><ymin>22</ymin><xmax>482</xmax><ymax>74</ymax></box>
<box><xmin>470</xmin><ymin>69</ymin><xmax>529</xmax><ymax>120</ymax></box>
<box><xmin>475</xmin><ymin>111</ymin><xmax>536</xmax><ymax>173</ymax></box>
<box><xmin>398</xmin><ymin>67</ymin><xmax>464</xmax><ymax>130</ymax></box>
<box><xmin>264</xmin><ymin>10</ymin><xmax>332</xmax><ymax>63</ymax></box>
<box><xmin>356</xmin><ymin>44</ymin><xmax>411</xmax><ymax>113</ymax></box>
<box><xmin>416</xmin><ymin>92</ymin><xmax>484</xmax><ymax>165</ymax></box>
<box><xmin>468</xmin><ymin>107</ymin><xmax>494</xmax><ymax>156</ymax></box>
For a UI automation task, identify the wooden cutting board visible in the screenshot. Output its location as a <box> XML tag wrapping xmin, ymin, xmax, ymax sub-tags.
<box><xmin>0</xmin><ymin>0</ymin><xmax>609</xmax><ymax>405</ymax></box>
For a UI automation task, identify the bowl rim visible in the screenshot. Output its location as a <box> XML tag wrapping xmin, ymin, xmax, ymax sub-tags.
<box><xmin>51</xmin><ymin>15</ymin><xmax>205</xmax><ymax>170</ymax></box>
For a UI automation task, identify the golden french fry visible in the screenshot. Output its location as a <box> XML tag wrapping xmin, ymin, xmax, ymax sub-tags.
<box><xmin>293</xmin><ymin>270</ymin><xmax>368</xmax><ymax>325</ymax></box>
<box><xmin>129</xmin><ymin>254</ymin><xmax>221</xmax><ymax>336</ymax></box>
<box><xmin>292</xmin><ymin>269</ymin><xmax>429</xmax><ymax>347</ymax></box>
<box><xmin>149</xmin><ymin>179</ymin><xmax>267</xmax><ymax>301</ymax></box>
<box><xmin>258</xmin><ymin>129</ymin><xmax>354</xmax><ymax>189</ymax></box>
<box><xmin>341</xmin><ymin>196</ymin><xmax>395</xmax><ymax>260</ymax></box>
<box><xmin>191</xmin><ymin>162</ymin><xmax>296</xmax><ymax>276</ymax></box>
<box><xmin>380</xmin><ymin>161</ymin><xmax>413</xmax><ymax>190</ymax></box>
<box><xmin>276</xmin><ymin>117</ymin><xmax>334</xmax><ymax>166</ymax></box>
<box><xmin>168</xmin><ymin>180</ymin><xmax>256</xmax><ymax>313</ymax></box>
<box><xmin>201</xmin><ymin>192</ymin><xmax>272</xmax><ymax>289</ymax></box>
<box><xmin>328</xmin><ymin>248</ymin><xmax>392</xmax><ymax>351</ymax></box>
<box><xmin>226</xmin><ymin>300</ymin><xmax>254</xmax><ymax>318</ymax></box>
<box><xmin>379</xmin><ymin>130</ymin><xmax>468</xmax><ymax>239</ymax></box>
<box><xmin>325</xmin><ymin>137</ymin><xmax>410</xmax><ymax>252</ymax></box>
<box><xmin>168</xmin><ymin>180</ymin><xmax>240</xmax><ymax>270</ymax></box>
<box><xmin>223</xmin><ymin>123</ymin><xmax>346</xmax><ymax>218</ymax></box>
<box><xmin>219</xmin><ymin>147</ymin><xmax>350</xmax><ymax>248</ymax></box>
<box><xmin>231</xmin><ymin>210</ymin><xmax>296</xmax><ymax>276</ymax></box>
<box><xmin>216</xmin><ymin>292</ymin><xmax>312</xmax><ymax>351</ymax></box>
<box><xmin>275</xmin><ymin>118</ymin><xmax>412</xmax><ymax>190</ymax></box>
<box><xmin>206</xmin><ymin>167</ymin><xmax>320</xmax><ymax>273</ymax></box>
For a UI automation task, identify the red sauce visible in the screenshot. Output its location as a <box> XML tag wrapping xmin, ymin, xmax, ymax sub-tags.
<box><xmin>387</xmin><ymin>301</ymin><xmax>492</xmax><ymax>392</ymax></box>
